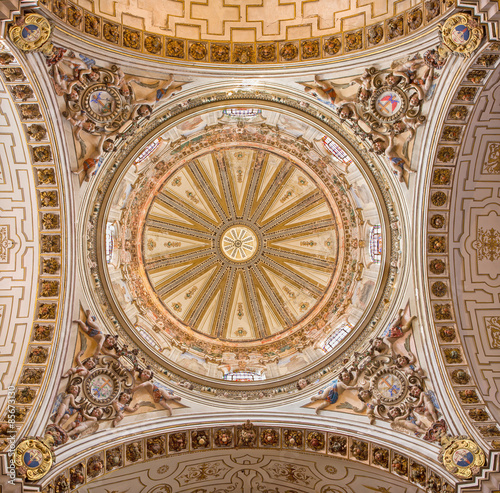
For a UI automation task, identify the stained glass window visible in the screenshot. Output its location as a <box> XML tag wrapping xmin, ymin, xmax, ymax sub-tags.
<box><xmin>223</xmin><ymin>371</ymin><xmax>265</xmax><ymax>381</ymax></box>
<box><xmin>322</xmin><ymin>136</ymin><xmax>353</xmax><ymax>166</ymax></box>
<box><xmin>323</xmin><ymin>322</ymin><xmax>353</xmax><ymax>352</ymax></box>
<box><xmin>369</xmin><ymin>225</ymin><xmax>382</xmax><ymax>264</ymax></box>
<box><xmin>137</xmin><ymin>327</ymin><xmax>161</xmax><ymax>350</ymax></box>
<box><xmin>223</xmin><ymin>108</ymin><xmax>261</xmax><ymax>120</ymax></box>
<box><xmin>134</xmin><ymin>138</ymin><xmax>160</xmax><ymax>164</ymax></box>
<box><xmin>105</xmin><ymin>222</ymin><xmax>115</xmax><ymax>264</ymax></box>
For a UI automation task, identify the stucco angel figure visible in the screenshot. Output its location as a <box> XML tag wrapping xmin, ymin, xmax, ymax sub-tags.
<box><xmin>112</xmin><ymin>390</ymin><xmax>140</xmax><ymax>427</ymax></box>
<box><xmin>57</xmin><ymin>51</ymin><xmax>94</xmax><ymax>72</ymax></box>
<box><xmin>408</xmin><ymin>66</ymin><xmax>435</xmax><ymax>105</ymax></box>
<box><xmin>71</xmin><ymin>134</ymin><xmax>115</xmax><ymax>181</ymax></box>
<box><xmin>388</xmin><ymin>57</ymin><xmax>427</xmax><ymax>85</ymax></box>
<box><xmin>73</xmin><ymin>309</ymin><xmax>119</xmax><ymax>356</ymax></box>
<box><xmin>49</xmin><ymin>64</ymin><xmax>82</xmax><ymax>98</ymax></box>
<box><xmin>310</xmin><ymin>367</ymin><xmax>359</xmax><ymax>413</ymax></box>
<box><xmin>303</xmin><ymin>75</ymin><xmax>355</xmax><ymax>106</ymax></box>
<box><xmin>393</xmin><ymin>350</ymin><xmax>422</xmax><ymax>377</ymax></box>
<box><xmin>132</xmin><ymin>367</ymin><xmax>181</xmax><ymax>416</ymax></box>
<box><xmin>409</xmin><ymin>384</ymin><xmax>439</xmax><ymax>424</ymax></box>
<box><xmin>373</xmin><ymin>133</ymin><xmax>412</xmax><ymax>182</ymax></box>
<box><xmin>62</xmin><ymin>350</ymin><xmax>97</xmax><ymax>378</ymax></box>
<box><xmin>66</xmin><ymin>407</ymin><xmax>103</xmax><ymax>439</ymax></box>
<box><xmin>382</xmin><ymin>309</ymin><xmax>417</xmax><ymax>356</ymax></box>
<box><xmin>53</xmin><ymin>385</ymin><xmax>81</xmax><ymax>426</ymax></box>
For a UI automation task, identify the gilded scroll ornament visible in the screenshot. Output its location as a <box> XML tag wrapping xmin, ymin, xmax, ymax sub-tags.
<box><xmin>14</xmin><ymin>436</ymin><xmax>54</xmax><ymax>480</ymax></box>
<box><xmin>439</xmin><ymin>14</ymin><xmax>483</xmax><ymax>58</ymax></box>
<box><xmin>439</xmin><ymin>436</ymin><xmax>485</xmax><ymax>478</ymax></box>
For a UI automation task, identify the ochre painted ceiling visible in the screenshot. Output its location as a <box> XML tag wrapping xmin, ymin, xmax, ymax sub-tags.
<box><xmin>143</xmin><ymin>148</ymin><xmax>339</xmax><ymax>342</ymax></box>
<box><xmin>0</xmin><ymin>4</ymin><xmax>500</xmax><ymax>493</ymax></box>
<box><xmin>41</xmin><ymin>0</ymin><xmax>449</xmax><ymax>63</ymax></box>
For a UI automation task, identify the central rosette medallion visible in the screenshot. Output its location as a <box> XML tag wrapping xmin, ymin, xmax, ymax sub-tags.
<box><xmin>220</xmin><ymin>225</ymin><xmax>258</xmax><ymax>263</ymax></box>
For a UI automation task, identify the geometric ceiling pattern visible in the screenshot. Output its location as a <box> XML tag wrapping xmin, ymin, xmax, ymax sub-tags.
<box><xmin>42</xmin><ymin>0</ymin><xmax>450</xmax><ymax>64</ymax></box>
<box><xmin>144</xmin><ymin>148</ymin><xmax>339</xmax><ymax>342</ymax></box>
<box><xmin>1</xmin><ymin>3</ymin><xmax>500</xmax><ymax>493</ymax></box>
<box><xmin>69</xmin><ymin>446</ymin><xmax>432</xmax><ymax>493</ymax></box>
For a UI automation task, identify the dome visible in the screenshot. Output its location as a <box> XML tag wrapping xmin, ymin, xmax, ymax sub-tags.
<box><xmin>92</xmin><ymin>101</ymin><xmax>395</xmax><ymax>394</ymax></box>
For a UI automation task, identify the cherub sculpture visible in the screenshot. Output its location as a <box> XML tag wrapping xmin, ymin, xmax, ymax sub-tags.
<box><xmin>62</xmin><ymin>350</ymin><xmax>97</xmax><ymax>378</ymax></box>
<box><xmin>132</xmin><ymin>367</ymin><xmax>181</xmax><ymax>416</ymax></box>
<box><xmin>66</xmin><ymin>408</ymin><xmax>103</xmax><ymax>439</ymax></box>
<box><xmin>53</xmin><ymin>385</ymin><xmax>80</xmax><ymax>426</ymax></box>
<box><xmin>49</xmin><ymin>64</ymin><xmax>82</xmax><ymax>98</ymax></box>
<box><xmin>310</xmin><ymin>367</ymin><xmax>359</xmax><ymax>413</ymax></box>
<box><xmin>373</xmin><ymin>133</ymin><xmax>412</xmax><ymax>182</ymax></box>
<box><xmin>387</xmin><ymin>406</ymin><xmax>428</xmax><ymax>435</ymax></box>
<box><xmin>112</xmin><ymin>390</ymin><xmax>140</xmax><ymax>427</ymax></box>
<box><xmin>382</xmin><ymin>309</ymin><xmax>417</xmax><ymax>356</ymax></box>
<box><xmin>73</xmin><ymin>309</ymin><xmax>119</xmax><ymax>356</ymax></box>
<box><xmin>72</xmin><ymin>134</ymin><xmax>115</xmax><ymax>181</ymax></box>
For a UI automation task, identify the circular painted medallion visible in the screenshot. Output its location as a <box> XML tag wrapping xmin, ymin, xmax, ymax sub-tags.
<box><xmin>23</xmin><ymin>448</ymin><xmax>43</xmax><ymax>468</ymax></box>
<box><xmin>220</xmin><ymin>225</ymin><xmax>258</xmax><ymax>262</ymax></box>
<box><xmin>9</xmin><ymin>14</ymin><xmax>52</xmax><ymax>52</ymax></box>
<box><xmin>376</xmin><ymin>90</ymin><xmax>403</xmax><ymax>117</ymax></box>
<box><xmin>440</xmin><ymin>13</ymin><xmax>483</xmax><ymax>57</ymax></box>
<box><xmin>88</xmin><ymin>90</ymin><xmax>116</xmax><ymax>117</ymax></box>
<box><xmin>451</xmin><ymin>25</ymin><xmax>470</xmax><ymax>45</ymax></box>
<box><xmin>370</xmin><ymin>86</ymin><xmax>407</xmax><ymax>123</ymax></box>
<box><xmin>89</xmin><ymin>373</ymin><xmax>115</xmax><ymax>400</ymax></box>
<box><xmin>82</xmin><ymin>84</ymin><xmax>122</xmax><ymax>123</ymax></box>
<box><xmin>21</xmin><ymin>25</ymin><xmax>41</xmax><ymax>43</ymax></box>
<box><xmin>376</xmin><ymin>373</ymin><xmax>402</xmax><ymax>399</ymax></box>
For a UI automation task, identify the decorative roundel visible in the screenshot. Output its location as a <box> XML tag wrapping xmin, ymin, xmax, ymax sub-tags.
<box><xmin>441</xmin><ymin>438</ymin><xmax>486</xmax><ymax>479</ymax></box>
<box><xmin>370</xmin><ymin>86</ymin><xmax>407</xmax><ymax>123</ymax></box>
<box><xmin>440</xmin><ymin>13</ymin><xmax>483</xmax><ymax>57</ymax></box>
<box><xmin>82</xmin><ymin>84</ymin><xmax>122</xmax><ymax>123</ymax></box>
<box><xmin>84</xmin><ymin>368</ymin><xmax>120</xmax><ymax>405</ymax></box>
<box><xmin>14</xmin><ymin>439</ymin><xmax>53</xmax><ymax>480</ymax></box>
<box><xmin>220</xmin><ymin>224</ymin><xmax>259</xmax><ymax>263</ymax></box>
<box><xmin>9</xmin><ymin>14</ymin><xmax>52</xmax><ymax>52</ymax></box>
<box><xmin>371</xmin><ymin>368</ymin><xmax>407</xmax><ymax>404</ymax></box>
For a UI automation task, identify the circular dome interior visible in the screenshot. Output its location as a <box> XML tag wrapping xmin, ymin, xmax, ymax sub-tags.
<box><xmin>95</xmin><ymin>102</ymin><xmax>394</xmax><ymax>393</ymax></box>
